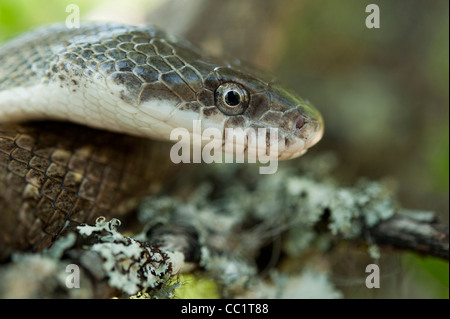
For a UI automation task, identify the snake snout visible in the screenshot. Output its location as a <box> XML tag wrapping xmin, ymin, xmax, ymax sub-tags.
<box><xmin>300</xmin><ymin>118</ymin><xmax>324</xmax><ymax>150</ymax></box>
<box><xmin>287</xmin><ymin>105</ymin><xmax>324</xmax><ymax>156</ymax></box>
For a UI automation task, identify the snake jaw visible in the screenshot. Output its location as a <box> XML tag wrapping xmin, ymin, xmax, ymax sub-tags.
<box><xmin>243</xmin><ymin>101</ymin><xmax>323</xmax><ymax>160</ymax></box>
<box><xmin>304</xmin><ymin>117</ymin><xmax>324</xmax><ymax>151</ymax></box>
<box><xmin>292</xmin><ymin>108</ymin><xmax>324</xmax><ymax>154</ymax></box>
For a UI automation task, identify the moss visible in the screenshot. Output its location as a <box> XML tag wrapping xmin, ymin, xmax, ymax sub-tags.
<box><xmin>173</xmin><ymin>274</ymin><xmax>220</xmax><ymax>299</ymax></box>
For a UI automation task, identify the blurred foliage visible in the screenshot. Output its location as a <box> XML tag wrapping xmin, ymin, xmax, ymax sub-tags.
<box><xmin>276</xmin><ymin>0</ymin><xmax>448</xmax><ymax>299</ymax></box>
<box><xmin>279</xmin><ymin>0</ymin><xmax>449</xmax><ymax>200</ymax></box>
<box><xmin>0</xmin><ymin>0</ymin><xmax>448</xmax><ymax>298</ymax></box>
<box><xmin>0</xmin><ymin>0</ymin><xmax>94</xmax><ymax>42</ymax></box>
<box><xmin>403</xmin><ymin>253</ymin><xmax>449</xmax><ymax>299</ymax></box>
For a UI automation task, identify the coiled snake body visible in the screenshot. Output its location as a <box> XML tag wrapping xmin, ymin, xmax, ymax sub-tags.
<box><xmin>0</xmin><ymin>23</ymin><xmax>323</xmax><ymax>258</ymax></box>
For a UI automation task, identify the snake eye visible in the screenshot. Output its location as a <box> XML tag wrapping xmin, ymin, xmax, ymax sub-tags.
<box><xmin>215</xmin><ymin>82</ymin><xmax>249</xmax><ymax>115</ymax></box>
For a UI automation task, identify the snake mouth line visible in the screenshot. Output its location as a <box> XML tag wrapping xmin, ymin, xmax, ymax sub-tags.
<box><xmin>247</xmin><ymin>114</ymin><xmax>323</xmax><ymax>159</ymax></box>
<box><xmin>296</xmin><ymin>117</ymin><xmax>324</xmax><ymax>150</ymax></box>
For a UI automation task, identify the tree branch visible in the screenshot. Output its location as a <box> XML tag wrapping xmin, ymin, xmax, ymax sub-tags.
<box><xmin>368</xmin><ymin>210</ymin><xmax>449</xmax><ymax>260</ymax></box>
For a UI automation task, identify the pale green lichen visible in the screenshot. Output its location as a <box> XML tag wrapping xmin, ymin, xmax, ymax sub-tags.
<box><xmin>136</xmin><ymin>159</ymin><xmax>402</xmax><ymax>297</ymax></box>
<box><xmin>368</xmin><ymin>244</ymin><xmax>381</xmax><ymax>259</ymax></box>
<box><xmin>173</xmin><ymin>274</ymin><xmax>220</xmax><ymax>299</ymax></box>
<box><xmin>131</xmin><ymin>279</ymin><xmax>182</xmax><ymax>299</ymax></box>
<box><xmin>0</xmin><ymin>253</ymin><xmax>93</xmax><ymax>298</ymax></box>
<box><xmin>77</xmin><ymin>217</ymin><xmax>181</xmax><ymax>295</ymax></box>
<box><xmin>273</xmin><ymin>269</ymin><xmax>343</xmax><ymax>299</ymax></box>
<box><xmin>45</xmin><ymin>232</ymin><xmax>77</xmax><ymax>259</ymax></box>
<box><xmin>199</xmin><ymin>247</ymin><xmax>257</xmax><ymax>287</ymax></box>
<box><xmin>0</xmin><ymin>155</ymin><xmax>408</xmax><ymax>298</ymax></box>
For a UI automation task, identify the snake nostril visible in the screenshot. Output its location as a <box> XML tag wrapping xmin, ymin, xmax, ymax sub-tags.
<box><xmin>295</xmin><ymin>115</ymin><xmax>306</xmax><ymax>131</ymax></box>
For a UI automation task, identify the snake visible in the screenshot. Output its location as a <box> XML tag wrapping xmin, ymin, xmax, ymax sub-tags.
<box><xmin>0</xmin><ymin>22</ymin><xmax>323</xmax><ymax>259</ymax></box>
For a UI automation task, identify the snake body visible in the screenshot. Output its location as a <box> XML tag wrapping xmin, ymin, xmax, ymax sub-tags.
<box><xmin>0</xmin><ymin>23</ymin><xmax>323</xmax><ymax>258</ymax></box>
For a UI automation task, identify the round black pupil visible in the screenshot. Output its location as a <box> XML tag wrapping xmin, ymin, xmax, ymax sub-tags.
<box><xmin>225</xmin><ymin>91</ymin><xmax>241</xmax><ymax>107</ymax></box>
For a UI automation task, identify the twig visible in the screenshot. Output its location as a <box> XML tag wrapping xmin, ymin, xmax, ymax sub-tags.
<box><xmin>368</xmin><ymin>210</ymin><xmax>449</xmax><ymax>260</ymax></box>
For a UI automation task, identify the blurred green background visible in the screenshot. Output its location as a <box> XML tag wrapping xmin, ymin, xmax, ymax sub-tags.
<box><xmin>0</xmin><ymin>0</ymin><xmax>448</xmax><ymax>298</ymax></box>
<box><xmin>278</xmin><ymin>0</ymin><xmax>448</xmax><ymax>298</ymax></box>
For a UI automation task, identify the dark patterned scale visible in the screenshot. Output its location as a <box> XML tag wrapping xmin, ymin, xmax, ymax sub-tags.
<box><xmin>0</xmin><ymin>122</ymin><xmax>175</xmax><ymax>259</ymax></box>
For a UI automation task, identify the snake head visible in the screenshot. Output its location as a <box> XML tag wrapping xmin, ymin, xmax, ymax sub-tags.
<box><xmin>202</xmin><ymin>66</ymin><xmax>324</xmax><ymax>159</ymax></box>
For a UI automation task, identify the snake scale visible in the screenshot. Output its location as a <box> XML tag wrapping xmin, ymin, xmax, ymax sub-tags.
<box><xmin>0</xmin><ymin>23</ymin><xmax>323</xmax><ymax>259</ymax></box>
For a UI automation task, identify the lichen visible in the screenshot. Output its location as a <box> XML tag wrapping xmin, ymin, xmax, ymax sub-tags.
<box><xmin>0</xmin><ymin>253</ymin><xmax>93</xmax><ymax>298</ymax></box>
<box><xmin>173</xmin><ymin>274</ymin><xmax>220</xmax><ymax>299</ymax></box>
<box><xmin>0</xmin><ymin>155</ymin><xmax>412</xmax><ymax>298</ymax></box>
<box><xmin>77</xmin><ymin>217</ymin><xmax>180</xmax><ymax>295</ymax></box>
<box><xmin>135</xmin><ymin>160</ymin><xmax>401</xmax><ymax>297</ymax></box>
<box><xmin>273</xmin><ymin>269</ymin><xmax>343</xmax><ymax>299</ymax></box>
